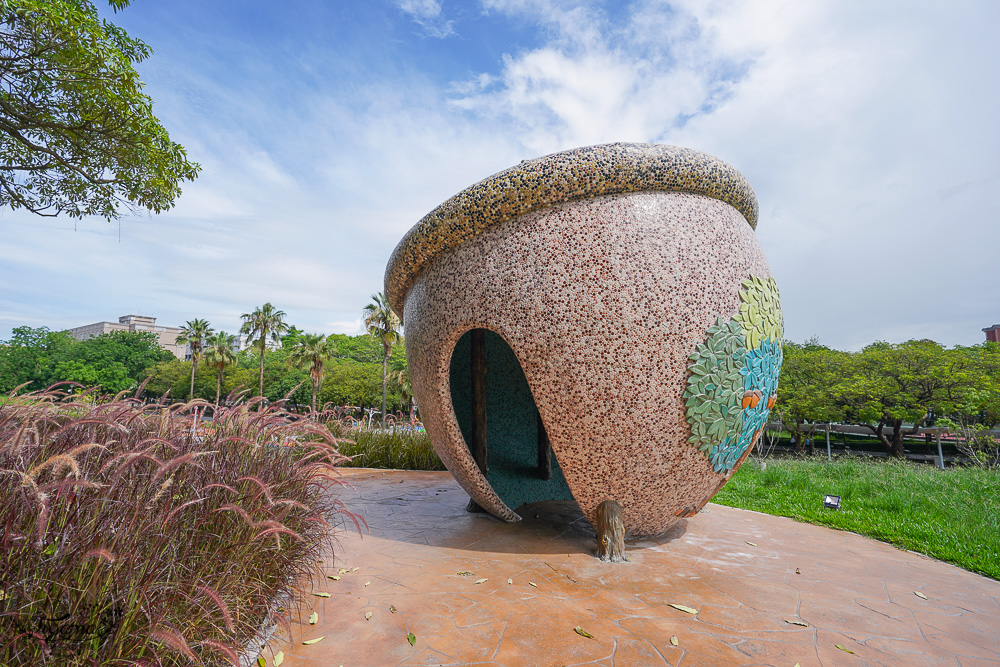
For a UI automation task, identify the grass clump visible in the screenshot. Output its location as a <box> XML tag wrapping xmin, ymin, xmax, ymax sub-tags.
<box><xmin>0</xmin><ymin>388</ymin><xmax>353</xmax><ymax>665</ymax></box>
<box><xmin>714</xmin><ymin>457</ymin><xmax>1000</xmax><ymax>579</ymax></box>
<box><xmin>332</xmin><ymin>425</ymin><xmax>444</xmax><ymax>471</ymax></box>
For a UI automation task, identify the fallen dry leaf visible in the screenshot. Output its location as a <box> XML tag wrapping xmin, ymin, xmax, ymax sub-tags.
<box><xmin>507</xmin><ymin>578</ymin><xmax>513</xmax><ymax>585</ymax></box>
<box><xmin>914</xmin><ymin>591</ymin><xmax>927</xmax><ymax>599</ymax></box>
<box><xmin>795</xmin><ymin>568</ymin><xmax>801</xmax><ymax>575</ymax></box>
<box><xmin>670</xmin><ymin>636</ymin><xmax>679</xmax><ymax>646</ymax></box>
<box><xmin>574</xmin><ymin>626</ymin><xmax>594</xmax><ymax>639</ymax></box>
<box><xmin>390</xmin><ymin>605</ymin><xmax>397</xmax><ymax>613</ymax></box>
<box><xmin>352</xmin><ymin>567</ymin><xmax>359</xmax><ymax>572</ymax></box>
<box><xmin>364</xmin><ymin>581</ymin><xmax>371</xmax><ymax>587</ymax></box>
<box><xmin>835</xmin><ymin>644</ymin><xmax>855</xmax><ymax>654</ymax></box>
<box><xmin>256</xmin><ymin>657</ymin><xmax>265</xmax><ymax>667</ymax></box>
<box><xmin>302</xmin><ymin>636</ymin><xmax>326</xmax><ymax>645</ymax></box>
<box><xmin>313</xmin><ymin>592</ymin><xmax>331</xmax><ymax>598</ymax></box>
<box><xmin>746</xmin><ymin>542</ymin><xmax>757</xmax><ymax>547</ymax></box>
<box><xmin>669</xmin><ymin>603</ymin><xmax>697</xmax><ymax>614</ymax></box>
<box><xmin>273</xmin><ymin>651</ymin><xmax>284</xmax><ymax>666</ymax></box>
<box><xmin>406</xmin><ymin>631</ymin><xmax>416</xmax><ymax>646</ymax></box>
<box><xmin>365</xmin><ymin>611</ymin><xmax>373</xmax><ymax>621</ymax></box>
<box><xmin>457</xmin><ymin>571</ymin><xmax>473</xmax><ymax>576</ymax></box>
<box><xmin>474</xmin><ymin>578</ymin><xmax>488</xmax><ymax>584</ymax></box>
<box><xmin>328</xmin><ymin>575</ymin><xmax>340</xmax><ymax>581</ymax></box>
<box><xmin>317</xmin><ymin>560</ymin><xmax>323</xmax><ymax>565</ymax></box>
<box><xmin>338</xmin><ymin>568</ymin><xmax>348</xmax><ymax>574</ymax></box>
<box><xmin>784</xmin><ymin>619</ymin><xmax>808</xmax><ymax>627</ymax></box>
<box><xmin>528</xmin><ymin>582</ymin><xmax>537</xmax><ymax>588</ymax></box>
<box><xmin>308</xmin><ymin>612</ymin><xmax>318</xmax><ymax>625</ymax></box>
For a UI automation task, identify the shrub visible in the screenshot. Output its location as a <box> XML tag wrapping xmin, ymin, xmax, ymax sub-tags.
<box><xmin>327</xmin><ymin>422</ymin><xmax>443</xmax><ymax>471</ymax></box>
<box><xmin>0</xmin><ymin>387</ymin><xmax>354</xmax><ymax>665</ymax></box>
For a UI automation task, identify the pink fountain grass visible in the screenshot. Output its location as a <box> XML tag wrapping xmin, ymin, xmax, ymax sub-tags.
<box><xmin>0</xmin><ymin>386</ymin><xmax>356</xmax><ymax>665</ymax></box>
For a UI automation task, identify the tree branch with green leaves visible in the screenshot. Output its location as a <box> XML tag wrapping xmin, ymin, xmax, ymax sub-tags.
<box><xmin>0</xmin><ymin>0</ymin><xmax>199</xmax><ymax>220</ymax></box>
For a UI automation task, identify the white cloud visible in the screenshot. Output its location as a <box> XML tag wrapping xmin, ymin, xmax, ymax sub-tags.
<box><xmin>448</xmin><ymin>0</ymin><xmax>1000</xmax><ymax>348</ymax></box>
<box><xmin>1</xmin><ymin>0</ymin><xmax>997</xmax><ymax>352</ymax></box>
<box><xmin>325</xmin><ymin>318</ymin><xmax>365</xmax><ymax>336</ymax></box>
<box><xmin>396</xmin><ymin>0</ymin><xmax>456</xmax><ymax>38</ymax></box>
<box><xmin>399</xmin><ymin>0</ymin><xmax>442</xmax><ymax>19</ymax></box>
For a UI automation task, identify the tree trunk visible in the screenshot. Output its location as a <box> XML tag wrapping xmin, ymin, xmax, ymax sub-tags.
<box><xmin>380</xmin><ymin>354</ymin><xmax>388</xmax><ymax>429</ymax></box>
<box><xmin>215</xmin><ymin>371</ymin><xmax>221</xmax><ymax>406</ymax></box>
<box><xmin>595</xmin><ymin>499</ymin><xmax>629</xmax><ymax>563</ymax></box>
<box><xmin>258</xmin><ymin>344</ymin><xmax>265</xmax><ymax>401</ymax></box>
<box><xmin>792</xmin><ymin>421</ymin><xmax>806</xmax><ymax>455</ymax></box>
<box><xmin>467</xmin><ymin>329</ymin><xmax>488</xmax><ymax>513</ymax></box>
<box><xmin>311</xmin><ymin>382</ymin><xmax>318</xmax><ymax>414</ymax></box>
<box><xmin>888</xmin><ymin>418</ymin><xmax>919</xmax><ymax>458</ymax></box>
<box><xmin>189</xmin><ymin>356</ymin><xmax>197</xmax><ymax>400</ymax></box>
<box><xmin>860</xmin><ymin>421</ymin><xmax>906</xmax><ymax>458</ymax></box>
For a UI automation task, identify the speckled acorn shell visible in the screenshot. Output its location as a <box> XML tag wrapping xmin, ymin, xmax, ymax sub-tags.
<box><xmin>385</xmin><ymin>143</ymin><xmax>773</xmax><ymax>538</ymax></box>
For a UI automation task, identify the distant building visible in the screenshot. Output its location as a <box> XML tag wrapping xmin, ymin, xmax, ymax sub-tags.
<box><xmin>985</xmin><ymin>324</ymin><xmax>1000</xmax><ymax>343</ymax></box>
<box><xmin>68</xmin><ymin>315</ymin><xmax>188</xmax><ymax>360</ymax></box>
<box><xmin>233</xmin><ymin>333</ymin><xmax>282</xmax><ymax>353</ymax></box>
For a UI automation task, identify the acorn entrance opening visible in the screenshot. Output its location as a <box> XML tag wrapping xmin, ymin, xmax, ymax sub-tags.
<box><xmin>449</xmin><ymin>328</ymin><xmax>573</xmax><ymax>513</ymax></box>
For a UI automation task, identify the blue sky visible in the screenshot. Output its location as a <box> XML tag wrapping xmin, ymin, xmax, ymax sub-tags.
<box><xmin>1</xmin><ymin>0</ymin><xmax>997</xmax><ymax>350</ymax></box>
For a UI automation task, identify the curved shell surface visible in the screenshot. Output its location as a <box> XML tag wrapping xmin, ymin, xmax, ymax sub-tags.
<box><xmin>402</xmin><ymin>190</ymin><xmax>774</xmax><ymax>537</ymax></box>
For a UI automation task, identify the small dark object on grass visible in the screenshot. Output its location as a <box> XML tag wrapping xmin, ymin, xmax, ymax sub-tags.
<box><xmin>595</xmin><ymin>499</ymin><xmax>629</xmax><ymax>562</ymax></box>
<box><xmin>823</xmin><ymin>494</ymin><xmax>841</xmax><ymax>510</ymax></box>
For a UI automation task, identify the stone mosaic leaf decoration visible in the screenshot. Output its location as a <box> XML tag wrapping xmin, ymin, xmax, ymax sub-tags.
<box><xmin>684</xmin><ymin>275</ymin><xmax>783</xmax><ymax>473</ymax></box>
<box><xmin>735</xmin><ymin>275</ymin><xmax>783</xmax><ymax>350</ymax></box>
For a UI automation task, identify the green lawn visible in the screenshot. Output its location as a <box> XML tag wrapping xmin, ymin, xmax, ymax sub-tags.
<box><xmin>713</xmin><ymin>457</ymin><xmax>1000</xmax><ymax>580</ymax></box>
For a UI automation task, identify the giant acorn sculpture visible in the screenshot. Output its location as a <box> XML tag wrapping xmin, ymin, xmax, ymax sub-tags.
<box><xmin>384</xmin><ymin>143</ymin><xmax>782</xmax><ymax>552</ymax></box>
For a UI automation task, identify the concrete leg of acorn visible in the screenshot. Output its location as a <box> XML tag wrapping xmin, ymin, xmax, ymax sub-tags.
<box><xmin>595</xmin><ymin>499</ymin><xmax>630</xmax><ymax>563</ymax></box>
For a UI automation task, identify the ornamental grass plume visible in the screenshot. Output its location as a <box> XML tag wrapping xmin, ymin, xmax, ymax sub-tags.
<box><xmin>0</xmin><ymin>385</ymin><xmax>357</xmax><ymax>666</ymax></box>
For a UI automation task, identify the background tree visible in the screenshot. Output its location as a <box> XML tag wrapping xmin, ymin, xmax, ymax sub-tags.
<box><xmin>363</xmin><ymin>292</ymin><xmax>401</xmax><ymax>428</ymax></box>
<box><xmin>203</xmin><ymin>331</ymin><xmax>236</xmax><ymax>405</ymax></box>
<box><xmin>775</xmin><ymin>339</ymin><xmax>848</xmax><ymax>454</ymax></box>
<box><xmin>280</xmin><ymin>325</ymin><xmax>304</xmax><ymax>349</ymax></box>
<box><xmin>319</xmin><ymin>359</ymin><xmax>382</xmax><ymax>411</ymax></box>
<box><xmin>60</xmin><ymin>330</ymin><xmax>172</xmax><ymax>390</ymax></box>
<box><xmin>175</xmin><ymin>318</ymin><xmax>213</xmax><ymax>400</ymax></box>
<box><xmin>0</xmin><ymin>0</ymin><xmax>199</xmax><ymax>219</ymax></box>
<box><xmin>240</xmin><ymin>303</ymin><xmax>289</xmax><ymax>400</ymax></box>
<box><xmin>327</xmin><ymin>332</ymin><xmax>381</xmax><ymax>363</ymax></box>
<box><xmin>836</xmin><ymin>340</ymin><xmax>972</xmax><ymax>457</ymax></box>
<box><xmin>0</xmin><ymin>326</ymin><xmax>74</xmax><ymax>392</ymax></box>
<box><xmin>960</xmin><ymin>342</ymin><xmax>1000</xmax><ymax>427</ymax></box>
<box><xmin>288</xmin><ymin>333</ymin><xmax>336</xmax><ymax>413</ymax></box>
<box><xmin>142</xmin><ymin>358</ymin><xmax>191</xmax><ymax>399</ymax></box>
<box><xmin>52</xmin><ymin>357</ymin><xmax>132</xmax><ymax>394</ymax></box>
<box><xmin>0</xmin><ymin>329</ymin><xmax>172</xmax><ymax>396</ymax></box>
<box><xmin>389</xmin><ymin>356</ymin><xmax>415</xmax><ymax>424</ymax></box>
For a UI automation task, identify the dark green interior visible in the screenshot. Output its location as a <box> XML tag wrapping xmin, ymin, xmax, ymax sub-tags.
<box><xmin>450</xmin><ymin>329</ymin><xmax>573</xmax><ymax>511</ymax></box>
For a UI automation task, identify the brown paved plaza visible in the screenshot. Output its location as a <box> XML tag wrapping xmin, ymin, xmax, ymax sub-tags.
<box><xmin>268</xmin><ymin>469</ymin><xmax>1000</xmax><ymax>666</ymax></box>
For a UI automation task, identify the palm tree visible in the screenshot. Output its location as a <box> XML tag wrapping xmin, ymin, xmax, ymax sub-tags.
<box><xmin>176</xmin><ymin>318</ymin><xmax>214</xmax><ymax>400</ymax></box>
<box><xmin>288</xmin><ymin>333</ymin><xmax>337</xmax><ymax>413</ymax></box>
<box><xmin>240</xmin><ymin>303</ymin><xmax>289</xmax><ymax>400</ymax></box>
<box><xmin>204</xmin><ymin>331</ymin><xmax>236</xmax><ymax>406</ymax></box>
<box><xmin>363</xmin><ymin>292</ymin><xmax>401</xmax><ymax>429</ymax></box>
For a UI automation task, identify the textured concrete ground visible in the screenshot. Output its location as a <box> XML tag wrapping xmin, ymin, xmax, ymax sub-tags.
<box><xmin>267</xmin><ymin>469</ymin><xmax>1000</xmax><ymax>667</ymax></box>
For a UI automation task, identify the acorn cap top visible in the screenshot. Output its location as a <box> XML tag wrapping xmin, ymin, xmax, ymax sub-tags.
<box><xmin>384</xmin><ymin>142</ymin><xmax>758</xmax><ymax>315</ymax></box>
